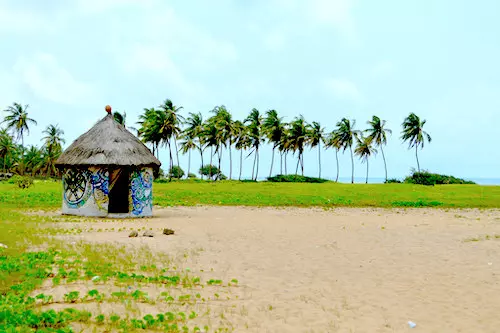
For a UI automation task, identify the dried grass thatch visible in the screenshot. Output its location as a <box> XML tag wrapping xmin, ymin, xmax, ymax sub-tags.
<box><xmin>56</xmin><ymin>114</ymin><xmax>161</xmax><ymax>168</ymax></box>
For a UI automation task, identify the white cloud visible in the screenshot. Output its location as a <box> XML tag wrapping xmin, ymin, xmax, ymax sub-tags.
<box><xmin>13</xmin><ymin>53</ymin><xmax>96</xmax><ymax>105</ymax></box>
<box><xmin>323</xmin><ymin>78</ymin><xmax>361</xmax><ymax>100</ymax></box>
<box><xmin>371</xmin><ymin>61</ymin><xmax>395</xmax><ymax>78</ymax></box>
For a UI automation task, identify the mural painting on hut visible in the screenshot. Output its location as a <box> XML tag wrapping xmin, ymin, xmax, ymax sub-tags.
<box><xmin>62</xmin><ymin>167</ymin><xmax>109</xmax><ymax>216</ymax></box>
<box><xmin>130</xmin><ymin>168</ymin><xmax>153</xmax><ymax>216</ymax></box>
<box><xmin>62</xmin><ymin>166</ymin><xmax>153</xmax><ymax>217</ymax></box>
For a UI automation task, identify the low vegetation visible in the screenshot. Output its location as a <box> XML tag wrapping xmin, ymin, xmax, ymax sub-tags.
<box><xmin>1</xmin><ymin>181</ymin><xmax>499</xmax><ymax>209</ymax></box>
<box><xmin>403</xmin><ymin>170</ymin><xmax>476</xmax><ymax>185</ymax></box>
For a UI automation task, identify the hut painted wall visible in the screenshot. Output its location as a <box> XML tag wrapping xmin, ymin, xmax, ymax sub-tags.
<box><xmin>61</xmin><ymin>166</ymin><xmax>154</xmax><ymax>217</ymax></box>
<box><xmin>62</xmin><ymin>167</ymin><xmax>109</xmax><ymax>216</ymax></box>
<box><xmin>129</xmin><ymin>167</ymin><xmax>154</xmax><ymax>217</ymax></box>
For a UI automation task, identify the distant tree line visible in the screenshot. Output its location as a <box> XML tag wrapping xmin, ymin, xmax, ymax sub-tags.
<box><xmin>1</xmin><ymin>100</ymin><xmax>431</xmax><ymax>182</ymax></box>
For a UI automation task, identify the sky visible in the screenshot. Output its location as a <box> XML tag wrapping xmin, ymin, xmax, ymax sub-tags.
<box><xmin>1</xmin><ymin>0</ymin><xmax>499</xmax><ymax>181</ymax></box>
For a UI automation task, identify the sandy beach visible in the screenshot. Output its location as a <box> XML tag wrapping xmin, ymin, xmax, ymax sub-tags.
<box><xmin>49</xmin><ymin>206</ymin><xmax>500</xmax><ymax>332</ymax></box>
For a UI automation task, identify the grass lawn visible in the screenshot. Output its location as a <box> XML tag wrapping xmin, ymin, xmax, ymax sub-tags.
<box><xmin>1</xmin><ymin>180</ymin><xmax>500</xmax><ymax>209</ymax></box>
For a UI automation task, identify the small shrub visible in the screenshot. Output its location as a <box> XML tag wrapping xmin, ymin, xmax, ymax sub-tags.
<box><xmin>169</xmin><ymin>166</ymin><xmax>185</xmax><ymax>179</ymax></box>
<box><xmin>267</xmin><ymin>174</ymin><xmax>329</xmax><ymax>183</ymax></box>
<box><xmin>187</xmin><ymin>173</ymin><xmax>197</xmax><ymax>179</ymax></box>
<box><xmin>404</xmin><ymin>170</ymin><xmax>475</xmax><ymax>186</ymax></box>
<box><xmin>385</xmin><ymin>178</ymin><xmax>402</xmax><ymax>184</ymax></box>
<box><xmin>15</xmin><ymin>176</ymin><xmax>34</xmax><ymax>189</ymax></box>
<box><xmin>199</xmin><ymin>165</ymin><xmax>225</xmax><ymax>180</ymax></box>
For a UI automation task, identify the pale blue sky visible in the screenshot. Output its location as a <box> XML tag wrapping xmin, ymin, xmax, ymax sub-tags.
<box><xmin>1</xmin><ymin>0</ymin><xmax>498</xmax><ymax>181</ymax></box>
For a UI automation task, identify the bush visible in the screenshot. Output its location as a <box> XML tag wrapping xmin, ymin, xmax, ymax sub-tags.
<box><xmin>385</xmin><ymin>178</ymin><xmax>402</xmax><ymax>184</ymax></box>
<box><xmin>15</xmin><ymin>176</ymin><xmax>34</xmax><ymax>189</ymax></box>
<box><xmin>187</xmin><ymin>173</ymin><xmax>197</xmax><ymax>179</ymax></box>
<box><xmin>403</xmin><ymin>170</ymin><xmax>476</xmax><ymax>186</ymax></box>
<box><xmin>267</xmin><ymin>174</ymin><xmax>329</xmax><ymax>183</ymax></box>
<box><xmin>199</xmin><ymin>165</ymin><xmax>226</xmax><ymax>180</ymax></box>
<box><xmin>168</xmin><ymin>166</ymin><xmax>185</xmax><ymax>179</ymax></box>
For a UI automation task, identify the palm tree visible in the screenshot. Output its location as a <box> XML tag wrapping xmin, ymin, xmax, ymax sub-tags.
<box><xmin>244</xmin><ymin>108</ymin><xmax>263</xmax><ymax>181</ymax></box>
<box><xmin>0</xmin><ymin>129</ymin><xmax>16</xmax><ymax>172</ymax></box>
<box><xmin>42</xmin><ymin>124</ymin><xmax>65</xmax><ymax>156</ymax></box>
<box><xmin>335</xmin><ymin>118</ymin><xmax>360</xmax><ymax>183</ymax></box>
<box><xmin>279</xmin><ymin>124</ymin><xmax>292</xmax><ymax>175</ymax></box>
<box><xmin>2</xmin><ymin>102</ymin><xmax>37</xmax><ymax>148</ymax></box>
<box><xmin>354</xmin><ymin>136</ymin><xmax>378</xmax><ymax>184</ymax></box>
<box><xmin>179</xmin><ymin>135</ymin><xmax>197</xmax><ymax>178</ymax></box>
<box><xmin>325</xmin><ymin>131</ymin><xmax>341</xmax><ymax>182</ymax></box>
<box><xmin>234</xmin><ymin>121</ymin><xmax>251</xmax><ymax>180</ymax></box>
<box><xmin>23</xmin><ymin>146</ymin><xmax>43</xmax><ymax>176</ymax></box>
<box><xmin>263</xmin><ymin>109</ymin><xmax>285</xmax><ymax>177</ymax></box>
<box><xmin>366</xmin><ymin>116</ymin><xmax>392</xmax><ymax>181</ymax></box>
<box><xmin>401</xmin><ymin>113</ymin><xmax>431</xmax><ymax>172</ymax></box>
<box><xmin>210</xmin><ymin>106</ymin><xmax>236</xmax><ymax>179</ymax></box>
<box><xmin>137</xmin><ymin>108</ymin><xmax>162</xmax><ymax>157</ymax></box>
<box><xmin>201</xmin><ymin>120</ymin><xmax>219</xmax><ymax>179</ymax></box>
<box><xmin>308</xmin><ymin>121</ymin><xmax>325</xmax><ymax>178</ymax></box>
<box><xmin>113</xmin><ymin>111</ymin><xmax>126</xmax><ymax>126</ymax></box>
<box><xmin>159</xmin><ymin>99</ymin><xmax>184</xmax><ymax>170</ymax></box>
<box><xmin>288</xmin><ymin>115</ymin><xmax>309</xmax><ymax>176</ymax></box>
<box><xmin>184</xmin><ymin>112</ymin><xmax>205</xmax><ymax>179</ymax></box>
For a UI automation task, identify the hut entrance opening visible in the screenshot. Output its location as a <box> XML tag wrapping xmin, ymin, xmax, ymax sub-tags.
<box><xmin>108</xmin><ymin>169</ymin><xmax>130</xmax><ymax>213</ymax></box>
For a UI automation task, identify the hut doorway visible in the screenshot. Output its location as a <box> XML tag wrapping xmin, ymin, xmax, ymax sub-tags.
<box><xmin>108</xmin><ymin>169</ymin><xmax>130</xmax><ymax>213</ymax></box>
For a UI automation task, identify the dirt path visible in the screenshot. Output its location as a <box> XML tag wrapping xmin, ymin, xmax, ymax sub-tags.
<box><xmin>57</xmin><ymin>207</ymin><xmax>500</xmax><ymax>332</ymax></box>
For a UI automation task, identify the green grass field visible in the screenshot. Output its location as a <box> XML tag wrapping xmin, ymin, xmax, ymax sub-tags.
<box><xmin>1</xmin><ymin>180</ymin><xmax>500</xmax><ymax>209</ymax></box>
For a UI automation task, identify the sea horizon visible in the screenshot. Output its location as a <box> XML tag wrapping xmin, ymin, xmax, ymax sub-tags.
<box><xmin>253</xmin><ymin>176</ymin><xmax>500</xmax><ymax>185</ymax></box>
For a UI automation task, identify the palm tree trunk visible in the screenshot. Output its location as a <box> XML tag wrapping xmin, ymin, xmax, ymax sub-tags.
<box><xmin>300</xmin><ymin>153</ymin><xmax>304</xmax><ymax>176</ymax></box>
<box><xmin>255</xmin><ymin>147</ymin><xmax>260</xmax><ymax>181</ymax></box>
<box><xmin>295</xmin><ymin>154</ymin><xmax>300</xmax><ymax>175</ymax></box>
<box><xmin>252</xmin><ymin>150</ymin><xmax>256</xmax><ymax>181</ymax></box>
<box><xmin>381</xmin><ymin>145</ymin><xmax>388</xmax><ymax>181</ymax></box>
<box><xmin>335</xmin><ymin>149</ymin><xmax>339</xmax><ymax>182</ymax></box>
<box><xmin>280</xmin><ymin>151</ymin><xmax>283</xmax><ymax>175</ymax></box>
<box><xmin>217</xmin><ymin>145</ymin><xmax>222</xmax><ymax>180</ymax></box>
<box><xmin>187</xmin><ymin>149</ymin><xmax>191</xmax><ymax>178</ymax></box>
<box><xmin>318</xmin><ymin>143</ymin><xmax>321</xmax><ymax>178</ymax></box>
<box><xmin>239</xmin><ymin>149</ymin><xmax>243</xmax><ymax>181</ymax></box>
<box><xmin>210</xmin><ymin>146</ymin><xmax>214</xmax><ymax>179</ymax></box>
<box><xmin>229</xmin><ymin>141</ymin><xmax>233</xmax><ymax>180</ymax></box>
<box><xmin>167</xmin><ymin>140</ymin><xmax>173</xmax><ymax>181</ymax></box>
<box><xmin>285</xmin><ymin>152</ymin><xmax>287</xmax><ymax>174</ymax></box>
<box><xmin>350</xmin><ymin>145</ymin><xmax>354</xmax><ymax>184</ymax></box>
<box><xmin>174</xmin><ymin>136</ymin><xmax>180</xmax><ymax>169</ymax></box>
<box><xmin>269</xmin><ymin>147</ymin><xmax>275</xmax><ymax>178</ymax></box>
<box><xmin>415</xmin><ymin>144</ymin><xmax>420</xmax><ymax>172</ymax></box>
<box><xmin>366</xmin><ymin>159</ymin><xmax>369</xmax><ymax>184</ymax></box>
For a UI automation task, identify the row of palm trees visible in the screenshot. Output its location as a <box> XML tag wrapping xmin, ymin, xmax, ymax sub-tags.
<box><xmin>134</xmin><ymin>99</ymin><xmax>432</xmax><ymax>183</ymax></box>
<box><xmin>1</xmin><ymin>99</ymin><xmax>432</xmax><ymax>182</ymax></box>
<box><xmin>0</xmin><ymin>103</ymin><xmax>65</xmax><ymax>176</ymax></box>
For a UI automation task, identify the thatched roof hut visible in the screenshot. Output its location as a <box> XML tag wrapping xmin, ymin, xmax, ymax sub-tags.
<box><xmin>55</xmin><ymin>106</ymin><xmax>161</xmax><ymax>218</ymax></box>
<box><xmin>56</xmin><ymin>112</ymin><xmax>160</xmax><ymax>169</ymax></box>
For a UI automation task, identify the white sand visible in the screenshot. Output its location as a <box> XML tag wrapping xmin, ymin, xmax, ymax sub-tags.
<box><xmin>53</xmin><ymin>207</ymin><xmax>500</xmax><ymax>332</ymax></box>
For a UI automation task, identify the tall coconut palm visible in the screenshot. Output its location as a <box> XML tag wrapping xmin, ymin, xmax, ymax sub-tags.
<box><xmin>0</xmin><ymin>129</ymin><xmax>16</xmax><ymax>172</ymax></box>
<box><xmin>365</xmin><ymin>115</ymin><xmax>392</xmax><ymax>181</ymax></box>
<box><xmin>263</xmin><ymin>109</ymin><xmax>285</xmax><ymax>178</ymax></box>
<box><xmin>308</xmin><ymin>121</ymin><xmax>325</xmax><ymax>178</ymax></box>
<box><xmin>179</xmin><ymin>135</ymin><xmax>197</xmax><ymax>178</ymax></box>
<box><xmin>2</xmin><ymin>102</ymin><xmax>37</xmax><ymax>148</ymax></box>
<box><xmin>23</xmin><ymin>145</ymin><xmax>43</xmax><ymax>176</ymax></box>
<box><xmin>289</xmin><ymin>115</ymin><xmax>309</xmax><ymax>176</ymax></box>
<box><xmin>244</xmin><ymin>108</ymin><xmax>263</xmax><ymax>181</ymax></box>
<box><xmin>234</xmin><ymin>121</ymin><xmax>251</xmax><ymax>181</ymax></box>
<box><xmin>279</xmin><ymin>124</ymin><xmax>292</xmax><ymax>175</ymax></box>
<box><xmin>326</xmin><ymin>131</ymin><xmax>341</xmax><ymax>182</ymax></box>
<box><xmin>159</xmin><ymin>99</ymin><xmax>184</xmax><ymax>170</ymax></box>
<box><xmin>401</xmin><ymin>113</ymin><xmax>431</xmax><ymax>172</ymax></box>
<box><xmin>184</xmin><ymin>112</ymin><xmax>205</xmax><ymax>179</ymax></box>
<box><xmin>137</xmin><ymin>108</ymin><xmax>161</xmax><ymax>157</ymax></box>
<box><xmin>335</xmin><ymin>118</ymin><xmax>360</xmax><ymax>183</ymax></box>
<box><xmin>211</xmin><ymin>106</ymin><xmax>236</xmax><ymax>180</ymax></box>
<box><xmin>354</xmin><ymin>136</ymin><xmax>378</xmax><ymax>184</ymax></box>
<box><xmin>201</xmin><ymin>120</ymin><xmax>220</xmax><ymax>179</ymax></box>
<box><xmin>42</xmin><ymin>124</ymin><xmax>65</xmax><ymax>156</ymax></box>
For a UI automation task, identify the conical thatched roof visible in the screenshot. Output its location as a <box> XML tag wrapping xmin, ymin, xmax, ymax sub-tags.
<box><xmin>56</xmin><ymin>113</ymin><xmax>161</xmax><ymax>168</ymax></box>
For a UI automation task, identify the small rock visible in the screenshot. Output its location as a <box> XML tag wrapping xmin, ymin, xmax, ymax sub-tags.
<box><xmin>163</xmin><ymin>228</ymin><xmax>175</xmax><ymax>235</ymax></box>
<box><xmin>129</xmin><ymin>230</ymin><xmax>139</xmax><ymax>237</ymax></box>
<box><xmin>91</xmin><ymin>276</ymin><xmax>100</xmax><ymax>282</ymax></box>
<box><xmin>0</xmin><ymin>243</ymin><xmax>7</xmax><ymax>249</ymax></box>
<box><xmin>143</xmin><ymin>230</ymin><xmax>154</xmax><ymax>237</ymax></box>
